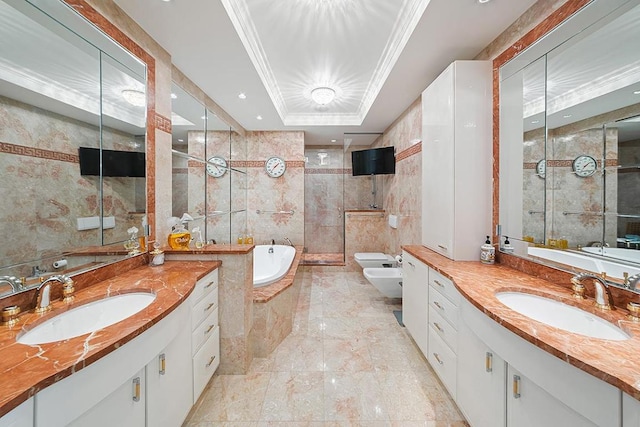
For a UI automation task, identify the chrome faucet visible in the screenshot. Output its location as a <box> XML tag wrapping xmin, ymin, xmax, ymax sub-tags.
<box><xmin>268</xmin><ymin>239</ymin><xmax>275</xmax><ymax>254</ymax></box>
<box><xmin>284</xmin><ymin>237</ymin><xmax>293</xmax><ymax>246</ymax></box>
<box><xmin>35</xmin><ymin>275</ymin><xmax>75</xmax><ymax>314</ymax></box>
<box><xmin>571</xmin><ymin>273</ymin><xmax>614</xmax><ymax>310</ymax></box>
<box><xmin>0</xmin><ymin>276</ymin><xmax>23</xmax><ymax>294</ymax></box>
<box><xmin>624</xmin><ymin>272</ymin><xmax>640</xmax><ymax>291</ymax></box>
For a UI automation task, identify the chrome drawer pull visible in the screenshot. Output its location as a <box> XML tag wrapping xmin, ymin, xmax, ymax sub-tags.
<box><xmin>204</xmin><ymin>281</ymin><xmax>215</xmax><ymax>289</ymax></box>
<box><xmin>513</xmin><ymin>375</ymin><xmax>521</xmax><ymax>399</ymax></box>
<box><xmin>433</xmin><ymin>353</ymin><xmax>444</xmax><ymax>365</ymax></box>
<box><xmin>485</xmin><ymin>352</ymin><xmax>493</xmax><ymax>373</ymax></box>
<box><xmin>132</xmin><ymin>377</ymin><xmax>141</xmax><ymax>402</ymax></box>
<box><xmin>434</xmin><ymin>279</ymin><xmax>444</xmax><ymax>288</ymax></box>
<box><xmin>204</xmin><ymin>302</ymin><xmax>215</xmax><ymax>312</ymax></box>
<box><xmin>206</xmin><ymin>355</ymin><xmax>216</xmax><ymax>368</ymax></box>
<box><xmin>434</xmin><ymin>301</ymin><xmax>444</xmax><ymax>310</ymax></box>
<box><xmin>159</xmin><ymin>353</ymin><xmax>166</xmax><ymax>375</ymax></box>
<box><xmin>433</xmin><ymin>322</ymin><xmax>444</xmax><ymax>333</ymax></box>
<box><xmin>205</xmin><ymin>325</ymin><xmax>215</xmax><ymax>334</ymax></box>
<box><xmin>437</xmin><ymin>244</ymin><xmax>448</xmax><ymax>250</ymax></box>
<box><xmin>407</xmin><ymin>261</ymin><xmax>415</xmax><ymax>268</ymax></box>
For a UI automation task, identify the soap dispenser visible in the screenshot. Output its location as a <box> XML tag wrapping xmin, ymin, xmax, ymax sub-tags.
<box><xmin>503</xmin><ymin>236</ymin><xmax>515</xmax><ymax>254</ymax></box>
<box><xmin>480</xmin><ymin>236</ymin><xmax>495</xmax><ymax>264</ymax></box>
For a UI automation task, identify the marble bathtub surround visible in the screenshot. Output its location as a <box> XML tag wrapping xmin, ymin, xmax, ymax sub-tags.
<box><xmin>403</xmin><ymin>245</ymin><xmax>640</xmax><ymax>401</ymax></box>
<box><xmin>186</xmin><ymin>268</ymin><xmax>468</xmax><ymax>425</ymax></box>
<box><xmin>0</xmin><ymin>260</ymin><xmax>220</xmax><ymax>417</ymax></box>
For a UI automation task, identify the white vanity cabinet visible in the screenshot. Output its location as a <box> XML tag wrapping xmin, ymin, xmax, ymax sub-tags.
<box><xmin>401</xmin><ymin>250</ymin><xmax>429</xmax><ymax>355</ymax></box>
<box><xmin>190</xmin><ymin>269</ymin><xmax>220</xmax><ymax>402</ymax></box>
<box><xmin>421</xmin><ymin>60</ymin><xmax>492</xmax><ymax>261</ymax></box>
<box><xmin>624</xmin><ymin>393</ymin><xmax>640</xmax><ymax>426</ymax></box>
<box><xmin>457</xmin><ymin>318</ymin><xmax>506</xmax><ymax>427</ymax></box>
<box><xmin>0</xmin><ymin>398</ymin><xmax>33</xmax><ymax>427</ymax></box>
<box><xmin>426</xmin><ymin>268</ymin><xmax>460</xmax><ymax>398</ymax></box>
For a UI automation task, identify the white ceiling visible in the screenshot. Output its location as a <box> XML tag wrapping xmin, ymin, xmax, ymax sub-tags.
<box><xmin>114</xmin><ymin>0</ymin><xmax>538</xmax><ymax>145</ymax></box>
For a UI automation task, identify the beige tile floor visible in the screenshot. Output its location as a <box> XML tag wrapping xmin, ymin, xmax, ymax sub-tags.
<box><xmin>185</xmin><ymin>270</ymin><xmax>468</xmax><ymax>427</ymax></box>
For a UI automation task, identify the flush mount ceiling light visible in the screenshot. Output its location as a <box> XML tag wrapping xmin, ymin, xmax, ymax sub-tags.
<box><xmin>256</xmin><ymin>115</ymin><xmax>263</xmax><ymax>120</ymax></box>
<box><xmin>634</xmin><ymin>90</ymin><xmax>640</xmax><ymax>95</ymax></box>
<box><xmin>310</xmin><ymin>87</ymin><xmax>336</xmax><ymax>105</ymax></box>
<box><xmin>121</xmin><ymin>89</ymin><xmax>146</xmax><ymax>107</ymax></box>
<box><xmin>171</xmin><ymin>93</ymin><xmax>177</xmax><ymax>99</ymax></box>
<box><xmin>238</xmin><ymin>92</ymin><xmax>247</xmax><ymax>99</ymax></box>
<box><xmin>477</xmin><ymin>0</ymin><xmax>491</xmax><ymax>3</ymax></box>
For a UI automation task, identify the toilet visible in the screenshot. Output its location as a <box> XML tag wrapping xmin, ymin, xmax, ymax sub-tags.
<box><xmin>363</xmin><ymin>267</ymin><xmax>402</xmax><ymax>298</ymax></box>
<box><xmin>354</xmin><ymin>252</ymin><xmax>396</xmax><ymax>269</ymax></box>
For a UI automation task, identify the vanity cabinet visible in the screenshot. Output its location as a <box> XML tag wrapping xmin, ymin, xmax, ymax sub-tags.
<box><xmin>457</xmin><ymin>318</ymin><xmax>506</xmax><ymax>427</ymax></box>
<box><xmin>624</xmin><ymin>393</ymin><xmax>640</xmax><ymax>426</ymax></box>
<box><xmin>421</xmin><ymin>60</ymin><xmax>492</xmax><ymax>261</ymax></box>
<box><xmin>0</xmin><ymin>398</ymin><xmax>33</xmax><ymax>427</ymax></box>
<box><xmin>427</xmin><ymin>268</ymin><xmax>460</xmax><ymax>398</ymax></box>
<box><xmin>190</xmin><ymin>269</ymin><xmax>220</xmax><ymax>402</ymax></box>
<box><xmin>401</xmin><ymin>251</ymin><xmax>429</xmax><ymax>355</ymax></box>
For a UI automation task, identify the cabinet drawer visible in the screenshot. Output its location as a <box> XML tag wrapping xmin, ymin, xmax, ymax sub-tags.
<box><xmin>192</xmin><ymin>307</ymin><xmax>219</xmax><ymax>354</ymax></box>
<box><xmin>429</xmin><ymin>286</ymin><xmax>459</xmax><ymax>329</ymax></box>
<box><xmin>429</xmin><ymin>305</ymin><xmax>458</xmax><ymax>353</ymax></box>
<box><xmin>428</xmin><ymin>327</ymin><xmax>457</xmax><ymax>399</ymax></box>
<box><xmin>191</xmin><ymin>270</ymin><xmax>218</xmax><ymax>305</ymax></box>
<box><xmin>193</xmin><ymin>326</ymin><xmax>220</xmax><ymax>402</ymax></box>
<box><xmin>429</xmin><ymin>269</ymin><xmax>459</xmax><ymax>304</ymax></box>
<box><xmin>191</xmin><ymin>288</ymin><xmax>218</xmax><ymax>330</ymax></box>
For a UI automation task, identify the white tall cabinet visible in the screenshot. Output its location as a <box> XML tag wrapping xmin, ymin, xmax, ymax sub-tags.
<box><xmin>421</xmin><ymin>60</ymin><xmax>492</xmax><ymax>260</ymax></box>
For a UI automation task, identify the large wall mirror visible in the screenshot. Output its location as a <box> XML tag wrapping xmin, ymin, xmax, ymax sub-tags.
<box><xmin>0</xmin><ymin>0</ymin><xmax>148</xmax><ymax>293</ymax></box>
<box><xmin>171</xmin><ymin>83</ymin><xmax>247</xmax><ymax>246</ymax></box>
<box><xmin>499</xmin><ymin>0</ymin><xmax>640</xmax><ymax>285</ymax></box>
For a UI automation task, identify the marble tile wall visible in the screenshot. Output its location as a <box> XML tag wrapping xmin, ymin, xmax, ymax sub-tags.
<box><xmin>344</xmin><ymin>211</ymin><xmax>387</xmax><ymax>271</ymax></box>
<box><xmin>246</xmin><ymin>131</ymin><xmax>305</xmax><ymax>246</ymax></box>
<box><xmin>0</xmin><ymin>95</ymin><xmax>143</xmax><ymax>268</ymax></box>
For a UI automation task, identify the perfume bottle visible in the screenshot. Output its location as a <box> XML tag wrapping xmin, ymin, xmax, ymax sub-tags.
<box><xmin>193</xmin><ymin>227</ymin><xmax>205</xmax><ymax>249</ymax></box>
<box><xmin>168</xmin><ymin>223</ymin><xmax>191</xmax><ymax>249</ymax></box>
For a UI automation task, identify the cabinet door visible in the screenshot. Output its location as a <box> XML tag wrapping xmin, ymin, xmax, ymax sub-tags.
<box><xmin>457</xmin><ymin>318</ymin><xmax>505</xmax><ymax>427</ymax></box>
<box><xmin>0</xmin><ymin>398</ymin><xmax>33</xmax><ymax>427</ymax></box>
<box><xmin>422</xmin><ymin>64</ymin><xmax>455</xmax><ymax>257</ymax></box>
<box><xmin>507</xmin><ymin>366</ymin><xmax>597</xmax><ymax>427</ymax></box>
<box><xmin>146</xmin><ymin>321</ymin><xmax>193</xmax><ymax>427</ymax></box>
<box><xmin>624</xmin><ymin>393</ymin><xmax>640</xmax><ymax>426</ymax></box>
<box><xmin>68</xmin><ymin>369</ymin><xmax>145</xmax><ymax>427</ymax></box>
<box><xmin>401</xmin><ymin>251</ymin><xmax>429</xmax><ymax>355</ymax></box>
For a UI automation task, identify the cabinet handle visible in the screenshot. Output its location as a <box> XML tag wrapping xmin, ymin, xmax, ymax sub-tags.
<box><xmin>433</xmin><ymin>301</ymin><xmax>444</xmax><ymax>310</ymax></box>
<box><xmin>407</xmin><ymin>261</ymin><xmax>415</xmax><ymax>268</ymax></box>
<box><xmin>433</xmin><ymin>353</ymin><xmax>444</xmax><ymax>365</ymax></box>
<box><xmin>438</xmin><ymin>244</ymin><xmax>448</xmax><ymax>251</ymax></box>
<box><xmin>433</xmin><ymin>322</ymin><xmax>444</xmax><ymax>333</ymax></box>
<box><xmin>159</xmin><ymin>353</ymin><xmax>166</xmax><ymax>375</ymax></box>
<box><xmin>485</xmin><ymin>352</ymin><xmax>493</xmax><ymax>373</ymax></box>
<box><xmin>513</xmin><ymin>375</ymin><xmax>521</xmax><ymax>399</ymax></box>
<box><xmin>205</xmin><ymin>324</ymin><xmax>215</xmax><ymax>335</ymax></box>
<box><xmin>206</xmin><ymin>355</ymin><xmax>216</xmax><ymax>368</ymax></box>
<box><xmin>204</xmin><ymin>281</ymin><xmax>215</xmax><ymax>289</ymax></box>
<box><xmin>132</xmin><ymin>377</ymin><xmax>141</xmax><ymax>402</ymax></box>
<box><xmin>204</xmin><ymin>302</ymin><xmax>215</xmax><ymax>312</ymax></box>
<box><xmin>433</xmin><ymin>279</ymin><xmax>445</xmax><ymax>288</ymax></box>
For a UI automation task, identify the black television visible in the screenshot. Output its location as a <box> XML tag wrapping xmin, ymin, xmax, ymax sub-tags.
<box><xmin>78</xmin><ymin>147</ymin><xmax>146</xmax><ymax>177</ymax></box>
<box><xmin>351</xmin><ymin>146</ymin><xmax>395</xmax><ymax>176</ymax></box>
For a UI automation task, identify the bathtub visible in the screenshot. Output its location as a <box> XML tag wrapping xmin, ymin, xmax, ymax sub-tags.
<box><xmin>253</xmin><ymin>245</ymin><xmax>296</xmax><ymax>287</ymax></box>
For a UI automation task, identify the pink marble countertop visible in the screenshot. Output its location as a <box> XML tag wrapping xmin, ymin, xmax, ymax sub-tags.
<box><xmin>0</xmin><ymin>260</ymin><xmax>220</xmax><ymax>417</ymax></box>
<box><xmin>163</xmin><ymin>243</ymin><xmax>255</xmax><ymax>254</ymax></box>
<box><xmin>403</xmin><ymin>245</ymin><xmax>640</xmax><ymax>401</ymax></box>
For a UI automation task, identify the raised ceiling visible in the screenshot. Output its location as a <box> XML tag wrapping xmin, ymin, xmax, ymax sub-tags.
<box><xmin>114</xmin><ymin>0</ymin><xmax>538</xmax><ymax>145</ymax></box>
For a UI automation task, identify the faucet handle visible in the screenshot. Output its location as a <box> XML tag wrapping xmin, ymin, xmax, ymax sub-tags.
<box><xmin>572</xmin><ymin>283</ymin><xmax>586</xmax><ymax>300</ymax></box>
<box><xmin>62</xmin><ymin>281</ymin><xmax>75</xmax><ymax>304</ymax></box>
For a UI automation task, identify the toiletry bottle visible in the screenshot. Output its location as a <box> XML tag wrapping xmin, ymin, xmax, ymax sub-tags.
<box><xmin>503</xmin><ymin>236</ymin><xmax>514</xmax><ymax>254</ymax></box>
<box><xmin>150</xmin><ymin>242</ymin><xmax>165</xmax><ymax>266</ymax></box>
<box><xmin>480</xmin><ymin>236</ymin><xmax>495</xmax><ymax>264</ymax></box>
<box><xmin>168</xmin><ymin>222</ymin><xmax>191</xmax><ymax>249</ymax></box>
<box><xmin>193</xmin><ymin>227</ymin><xmax>205</xmax><ymax>249</ymax></box>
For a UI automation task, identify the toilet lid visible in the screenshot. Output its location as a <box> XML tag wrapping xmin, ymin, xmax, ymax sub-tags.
<box><xmin>354</xmin><ymin>252</ymin><xmax>388</xmax><ymax>261</ymax></box>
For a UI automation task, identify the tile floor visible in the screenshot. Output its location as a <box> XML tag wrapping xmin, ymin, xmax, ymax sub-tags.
<box><xmin>185</xmin><ymin>269</ymin><xmax>468</xmax><ymax>426</ymax></box>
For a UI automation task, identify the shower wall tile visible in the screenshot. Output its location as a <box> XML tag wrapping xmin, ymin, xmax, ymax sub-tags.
<box><xmin>344</xmin><ymin>212</ymin><xmax>387</xmax><ymax>271</ymax></box>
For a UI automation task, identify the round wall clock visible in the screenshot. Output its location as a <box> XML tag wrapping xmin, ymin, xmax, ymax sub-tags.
<box><xmin>206</xmin><ymin>156</ymin><xmax>227</xmax><ymax>178</ymax></box>
<box><xmin>265</xmin><ymin>156</ymin><xmax>286</xmax><ymax>178</ymax></box>
<box><xmin>536</xmin><ymin>159</ymin><xmax>546</xmax><ymax>179</ymax></box>
<box><xmin>572</xmin><ymin>155</ymin><xmax>597</xmax><ymax>177</ymax></box>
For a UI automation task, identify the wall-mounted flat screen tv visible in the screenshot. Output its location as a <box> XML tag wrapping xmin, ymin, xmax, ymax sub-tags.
<box><xmin>79</xmin><ymin>147</ymin><xmax>146</xmax><ymax>177</ymax></box>
<box><xmin>351</xmin><ymin>146</ymin><xmax>395</xmax><ymax>176</ymax></box>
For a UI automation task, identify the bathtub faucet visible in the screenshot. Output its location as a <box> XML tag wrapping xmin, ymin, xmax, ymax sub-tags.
<box><xmin>284</xmin><ymin>237</ymin><xmax>293</xmax><ymax>246</ymax></box>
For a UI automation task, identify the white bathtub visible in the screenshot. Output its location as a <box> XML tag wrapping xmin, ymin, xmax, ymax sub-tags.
<box><xmin>253</xmin><ymin>245</ymin><xmax>296</xmax><ymax>287</ymax></box>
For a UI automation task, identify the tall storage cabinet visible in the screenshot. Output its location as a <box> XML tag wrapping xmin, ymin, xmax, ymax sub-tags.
<box><xmin>421</xmin><ymin>60</ymin><xmax>492</xmax><ymax>260</ymax></box>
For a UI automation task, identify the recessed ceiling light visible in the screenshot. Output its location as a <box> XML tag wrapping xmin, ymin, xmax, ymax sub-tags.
<box><xmin>478</xmin><ymin>0</ymin><xmax>491</xmax><ymax>3</ymax></box>
<box><xmin>201</xmin><ymin>116</ymin><xmax>206</xmax><ymax>120</ymax></box>
<box><xmin>171</xmin><ymin>93</ymin><xmax>177</xmax><ymax>99</ymax></box>
<box><xmin>531</xmin><ymin>120</ymin><xmax>540</xmax><ymax>124</ymax></box>
<box><xmin>121</xmin><ymin>89</ymin><xmax>146</xmax><ymax>107</ymax></box>
<box><xmin>311</xmin><ymin>87</ymin><xmax>336</xmax><ymax>105</ymax></box>
<box><xmin>563</xmin><ymin>114</ymin><xmax>572</xmax><ymax>118</ymax></box>
<box><xmin>178</xmin><ymin>139</ymin><xmax>184</xmax><ymax>142</ymax></box>
<box><xmin>238</xmin><ymin>93</ymin><xmax>247</xmax><ymax>99</ymax></box>
<box><xmin>634</xmin><ymin>90</ymin><xmax>640</xmax><ymax>95</ymax></box>
<box><xmin>256</xmin><ymin>115</ymin><xmax>263</xmax><ymax>120</ymax></box>
<box><xmin>331</xmin><ymin>139</ymin><xmax>337</xmax><ymax>143</ymax></box>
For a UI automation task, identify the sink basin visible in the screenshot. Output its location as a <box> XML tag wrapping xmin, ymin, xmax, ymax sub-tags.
<box><xmin>495</xmin><ymin>292</ymin><xmax>630</xmax><ymax>341</ymax></box>
<box><xmin>17</xmin><ymin>292</ymin><xmax>156</xmax><ymax>345</ymax></box>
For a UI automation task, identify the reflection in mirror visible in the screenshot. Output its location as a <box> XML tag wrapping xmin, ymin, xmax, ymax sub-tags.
<box><xmin>499</xmin><ymin>1</ymin><xmax>640</xmax><ymax>284</ymax></box>
<box><xmin>0</xmin><ymin>0</ymin><xmax>146</xmax><ymax>288</ymax></box>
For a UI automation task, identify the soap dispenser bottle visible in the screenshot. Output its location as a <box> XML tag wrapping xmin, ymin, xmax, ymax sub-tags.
<box><xmin>480</xmin><ymin>236</ymin><xmax>495</xmax><ymax>264</ymax></box>
<box><xmin>503</xmin><ymin>236</ymin><xmax>515</xmax><ymax>254</ymax></box>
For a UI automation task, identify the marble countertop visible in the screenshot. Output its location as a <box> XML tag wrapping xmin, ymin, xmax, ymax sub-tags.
<box><xmin>402</xmin><ymin>245</ymin><xmax>640</xmax><ymax>401</ymax></box>
<box><xmin>0</xmin><ymin>260</ymin><xmax>220</xmax><ymax>417</ymax></box>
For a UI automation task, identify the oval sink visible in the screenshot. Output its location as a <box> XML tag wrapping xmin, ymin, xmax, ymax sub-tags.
<box><xmin>495</xmin><ymin>292</ymin><xmax>630</xmax><ymax>341</ymax></box>
<box><xmin>17</xmin><ymin>292</ymin><xmax>156</xmax><ymax>345</ymax></box>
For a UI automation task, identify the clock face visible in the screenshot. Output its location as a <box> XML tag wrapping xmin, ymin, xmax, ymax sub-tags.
<box><xmin>536</xmin><ymin>159</ymin><xmax>546</xmax><ymax>179</ymax></box>
<box><xmin>572</xmin><ymin>155</ymin><xmax>597</xmax><ymax>177</ymax></box>
<box><xmin>206</xmin><ymin>156</ymin><xmax>227</xmax><ymax>178</ymax></box>
<box><xmin>265</xmin><ymin>156</ymin><xmax>286</xmax><ymax>178</ymax></box>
